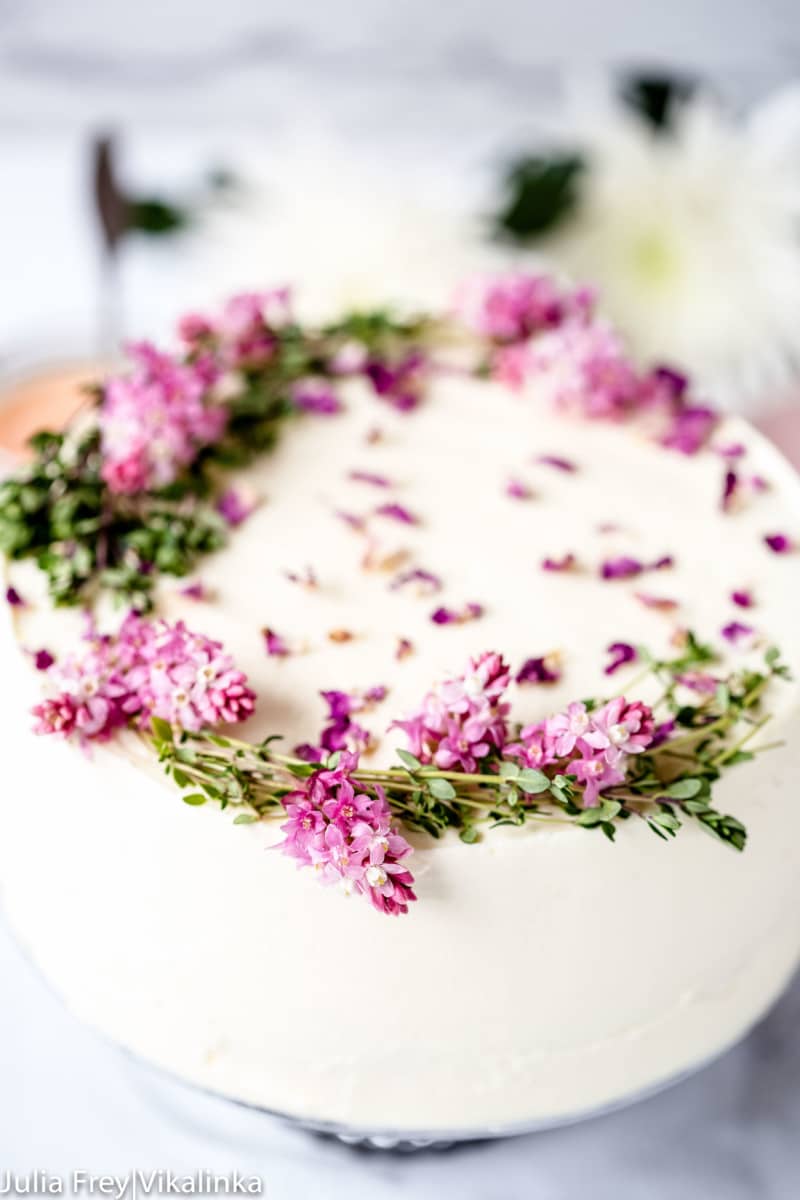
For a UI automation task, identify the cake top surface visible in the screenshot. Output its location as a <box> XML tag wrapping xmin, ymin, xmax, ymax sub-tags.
<box><xmin>7</xmin><ymin>363</ymin><xmax>800</xmax><ymax>764</ymax></box>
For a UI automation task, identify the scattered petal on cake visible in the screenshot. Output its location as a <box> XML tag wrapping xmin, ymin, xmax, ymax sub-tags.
<box><xmin>505</xmin><ymin>478</ymin><xmax>532</xmax><ymax>500</ymax></box>
<box><xmin>395</xmin><ymin>637</ymin><xmax>414</xmax><ymax>660</ymax></box>
<box><xmin>604</xmin><ymin>642</ymin><xmax>639</xmax><ymax>675</ymax></box>
<box><xmin>348</xmin><ymin>469</ymin><xmax>392</xmax><ymax>488</ymax></box>
<box><xmin>714</xmin><ymin>442</ymin><xmax>747</xmax><ymax>460</ymax></box>
<box><xmin>542</xmin><ymin>553</ymin><xmax>577</xmax><ymax>572</ymax></box>
<box><xmin>721</xmin><ymin>621</ymin><xmax>756</xmax><ymax>647</ymax></box>
<box><xmin>389</xmin><ymin>568</ymin><xmax>442</xmax><ymax>594</ymax></box>
<box><xmin>600</xmin><ymin>556</ymin><xmax>644</xmax><ymax>580</ymax></box>
<box><xmin>328</xmin><ymin>629</ymin><xmax>355</xmax><ymax>643</ymax></box>
<box><xmin>430</xmin><ymin>602</ymin><xmax>484</xmax><ymax>626</ymax></box>
<box><xmin>533</xmin><ymin>454</ymin><xmax>577</xmax><ymax>473</ymax></box>
<box><xmin>216</xmin><ymin>487</ymin><xmax>257</xmax><ymax>527</ymax></box>
<box><xmin>516</xmin><ymin>654</ymin><xmax>562</xmax><ymax>685</ymax></box>
<box><xmin>335</xmin><ymin>510</ymin><xmax>366</xmax><ymax>532</ymax></box>
<box><xmin>635</xmin><ymin>592</ymin><xmax>679</xmax><ymax>612</ymax></box>
<box><xmin>721</xmin><ymin>468</ymin><xmax>739</xmax><ymax>512</ymax></box>
<box><xmin>284</xmin><ymin>566</ymin><xmax>318</xmax><ymax>589</ymax></box>
<box><xmin>33</xmin><ymin>649</ymin><xmax>55</xmax><ymax>671</ymax></box>
<box><xmin>179</xmin><ymin>581</ymin><xmax>208</xmax><ymax>601</ymax></box>
<box><xmin>5</xmin><ymin>585</ymin><xmax>25</xmax><ymax>607</ymax></box>
<box><xmin>731</xmin><ymin>589</ymin><xmax>754</xmax><ymax>608</ymax></box>
<box><xmin>263</xmin><ymin>627</ymin><xmax>290</xmax><ymax>657</ymax></box>
<box><xmin>764</xmin><ymin>533</ymin><xmax>794</xmax><ymax>554</ymax></box>
<box><xmin>375</xmin><ymin>502</ymin><xmax>418</xmax><ymax>525</ymax></box>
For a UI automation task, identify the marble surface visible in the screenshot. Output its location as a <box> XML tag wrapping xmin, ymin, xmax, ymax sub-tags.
<box><xmin>2</xmin><ymin>3</ymin><xmax>800</xmax><ymax>1193</ymax></box>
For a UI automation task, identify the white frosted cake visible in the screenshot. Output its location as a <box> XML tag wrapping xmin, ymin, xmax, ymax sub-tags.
<box><xmin>1</xmin><ymin>277</ymin><xmax>799</xmax><ymax>1139</ymax></box>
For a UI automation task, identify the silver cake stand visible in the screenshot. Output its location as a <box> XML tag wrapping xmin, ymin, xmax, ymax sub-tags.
<box><xmin>123</xmin><ymin>1048</ymin><xmax>714</xmax><ymax>1153</ymax></box>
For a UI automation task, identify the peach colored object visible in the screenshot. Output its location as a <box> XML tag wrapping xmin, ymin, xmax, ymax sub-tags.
<box><xmin>0</xmin><ymin>363</ymin><xmax>99</xmax><ymax>458</ymax></box>
<box><xmin>756</xmin><ymin>405</ymin><xmax>800</xmax><ymax>473</ymax></box>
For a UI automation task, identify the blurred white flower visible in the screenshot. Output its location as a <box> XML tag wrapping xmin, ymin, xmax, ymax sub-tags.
<box><xmin>188</xmin><ymin>137</ymin><xmax>504</xmax><ymax>323</ymax></box>
<box><xmin>531</xmin><ymin>83</ymin><xmax>800</xmax><ymax>409</ymax></box>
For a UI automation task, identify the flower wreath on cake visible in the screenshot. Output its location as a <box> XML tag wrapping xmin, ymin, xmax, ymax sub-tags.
<box><xmin>0</xmin><ymin>275</ymin><xmax>792</xmax><ymax>916</ymax></box>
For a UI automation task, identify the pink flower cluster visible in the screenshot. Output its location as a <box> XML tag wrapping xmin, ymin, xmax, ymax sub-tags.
<box><xmin>33</xmin><ymin>613</ymin><xmax>255</xmax><ymax>742</ymax></box>
<box><xmin>179</xmin><ymin>289</ymin><xmax>291</xmax><ymax>369</ymax></box>
<box><xmin>390</xmin><ymin>651</ymin><xmax>511</xmax><ymax>773</ymax></box>
<box><xmin>392</xmin><ymin>650</ymin><xmax>656</xmax><ymax>808</ymax></box>
<box><xmin>454</xmin><ymin>272</ymin><xmax>593</xmax><ymax>342</ymax></box>
<box><xmin>506</xmin><ymin>697</ymin><xmax>655</xmax><ymax>806</ymax></box>
<box><xmin>457</xmin><ymin>273</ymin><xmax>718</xmax><ymax>455</ymax></box>
<box><xmin>278</xmin><ymin>753</ymin><xmax>416</xmax><ymax>916</ymax></box>
<box><xmin>99</xmin><ymin>342</ymin><xmax>227</xmax><ymax>494</ymax></box>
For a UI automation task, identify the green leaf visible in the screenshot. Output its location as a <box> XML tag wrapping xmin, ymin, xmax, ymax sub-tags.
<box><xmin>667</xmin><ymin>778</ymin><xmax>703</xmax><ymax>800</ymax></box>
<box><xmin>496</xmin><ymin>154</ymin><xmax>585</xmax><ymax>240</ymax></box>
<box><xmin>233</xmin><ymin>813</ymin><xmax>259</xmax><ymax>825</ymax></box>
<box><xmin>150</xmin><ymin>716</ymin><xmax>173</xmax><ymax>744</ymax></box>
<box><xmin>182</xmin><ymin>793</ymin><xmax>207</xmax><ymax>806</ymax></box>
<box><xmin>459</xmin><ymin>826</ymin><xmax>480</xmax><ymax>844</ymax></box>
<box><xmin>396</xmin><ymin>749</ymin><xmax>422</xmax><ymax>772</ymax></box>
<box><xmin>619</xmin><ymin>73</ymin><xmax>695</xmax><ymax>132</ymax></box>
<box><xmin>517</xmin><ymin>768</ymin><xmax>550</xmax><ymax>795</ymax></box>
<box><xmin>427</xmin><ymin>778</ymin><xmax>457</xmax><ymax>801</ymax></box>
<box><xmin>498</xmin><ymin>760</ymin><xmax>520</xmax><ymax>779</ymax></box>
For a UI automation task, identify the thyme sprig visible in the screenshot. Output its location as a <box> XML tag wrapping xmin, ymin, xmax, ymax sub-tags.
<box><xmin>150</xmin><ymin>641</ymin><xmax>788</xmax><ymax>851</ymax></box>
<box><xmin>0</xmin><ymin>311</ymin><xmax>437</xmax><ymax>610</ymax></box>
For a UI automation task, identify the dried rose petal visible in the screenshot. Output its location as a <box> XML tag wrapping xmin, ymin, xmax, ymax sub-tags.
<box><xmin>335</xmin><ymin>510</ymin><xmax>366</xmax><ymax>532</ymax></box>
<box><xmin>731</xmin><ymin>589</ymin><xmax>754</xmax><ymax>609</ymax></box>
<box><xmin>542</xmin><ymin>553</ymin><xmax>577</xmax><ymax>572</ymax></box>
<box><xmin>375</xmin><ymin>503</ymin><xmax>418</xmax><ymax>526</ymax></box>
<box><xmin>533</xmin><ymin>454</ymin><xmax>577</xmax><ymax>473</ymax></box>
<box><xmin>390</xmin><ymin>568</ymin><xmax>442</xmax><ymax>594</ymax></box>
<box><xmin>516</xmin><ymin>655</ymin><xmax>561</xmax><ymax>685</ymax></box>
<box><xmin>721</xmin><ymin>469</ymin><xmax>739</xmax><ymax>512</ymax></box>
<box><xmin>721</xmin><ymin>621</ymin><xmax>756</xmax><ymax>646</ymax></box>
<box><xmin>505</xmin><ymin>478</ymin><xmax>532</xmax><ymax>500</ymax></box>
<box><xmin>33</xmin><ymin>649</ymin><xmax>55</xmax><ymax>671</ymax></box>
<box><xmin>395</xmin><ymin>637</ymin><xmax>414</xmax><ymax>660</ymax></box>
<box><xmin>348</xmin><ymin>469</ymin><xmax>392</xmax><ymax>488</ymax></box>
<box><xmin>263</xmin><ymin>627</ymin><xmax>290</xmax><ymax>657</ymax></box>
<box><xmin>764</xmin><ymin>533</ymin><xmax>793</xmax><ymax>554</ymax></box>
<box><xmin>604</xmin><ymin>642</ymin><xmax>638</xmax><ymax>675</ymax></box>
<box><xmin>431</xmin><ymin>603</ymin><xmax>484</xmax><ymax>626</ymax></box>
<box><xmin>216</xmin><ymin>487</ymin><xmax>257</xmax><ymax>527</ymax></box>
<box><xmin>635</xmin><ymin>592</ymin><xmax>678</xmax><ymax>612</ymax></box>
<box><xmin>5</xmin><ymin>586</ymin><xmax>25</xmax><ymax>607</ymax></box>
<box><xmin>328</xmin><ymin>629</ymin><xmax>354</xmax><ymax>643</ymax></box>
<box><xmin>600</xmin><ymin>556</ymin><xmax>643</xmax><ymax>581</ymax></box>
<box><xmin>179</xmin><ymin>581</ymin><xmax>207</xmax><ymax>601</ymax></box>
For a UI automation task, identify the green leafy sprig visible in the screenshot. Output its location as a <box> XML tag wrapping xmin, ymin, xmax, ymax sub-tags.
<box><xmin>0</xmin><ymin>311</ymin><xmax>435</xmax><ymax>611</ymax></box>
<box><xmin>150</xmin><ymin>640</ymin><xmax>788</xmax><ymax>853</ymax></box>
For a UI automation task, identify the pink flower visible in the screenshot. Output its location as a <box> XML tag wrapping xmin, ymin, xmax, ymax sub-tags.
<box><xmin>567</xmin><ymin>752</ymin><xmax>625</xmax><ymax>808</ymax></box>
<box><xmin>178</xmin><ymin>290</ymin><xmax>291</xmax><ymax>377</ymax></box>
<box><xmin>527</xmin><ymin>322</ymin><xmax>640</xmax><ymax>420</ymax></box>
<box><xmin>454</xmin><ymin>273</ymin><xmax>593</xmax><ymax>342</ymax></box>
<box><xmin>99</xmin><ymin>342</ymin><xmax>228</xmax><ymax>495</ymax></box>
<box><xmin>32</xmin><ymin>613</ymin><xmax>256</xmax><ymax>742</ymax></box>
<box><xmin>391</xmin><ymin>652</ymin><xmax>510</xmax><ymax>773</ymax></box>
<box><xmin>546</xmin><ymin>701</ymin><xmax>605</xmax><ymax>758</ymax></box>
<box><xmin>277</xmin><ymin>755</ymin><xmax>416</xmax><ymax>916</ymax></box>
<box><xmin>589</xmin><ymin>698</ymin><xmax>655</xmax><ymax>766</ymax></box>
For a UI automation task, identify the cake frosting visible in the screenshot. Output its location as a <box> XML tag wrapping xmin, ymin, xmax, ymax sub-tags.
<box><xmin>2</xmin><ymin>351</ymin><xmax>800</xmax><ymax>1135</ymax></box>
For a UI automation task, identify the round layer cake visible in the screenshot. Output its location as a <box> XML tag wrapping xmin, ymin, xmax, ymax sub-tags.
<box><xmin>1</xmin><ymin>287</ymin><xmax>800</xmax><ymax>1139</ymax></box>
